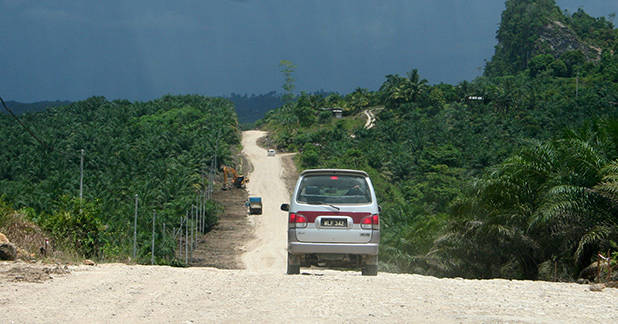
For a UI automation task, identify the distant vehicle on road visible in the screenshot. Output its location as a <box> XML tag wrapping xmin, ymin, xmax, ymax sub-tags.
<box><xmin>247</xmin><ymin>197</ymin><xmax>262</xmax><ymax>215</ymax></box>
<box><xmin>267</xmin><ymin>149</ymin><xmax>276</xmax><ymax>156</ymax></box>
<box><xmin>281</xmin><ymin>169</ymin><xmax>380</xmax><ymax>276</ymax></box>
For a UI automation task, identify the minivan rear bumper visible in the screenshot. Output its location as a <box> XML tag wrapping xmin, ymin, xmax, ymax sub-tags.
<box><xmin>288</xmin><ymin>242</ymin><xmax>379</xmax><ymax>255</ymax></box>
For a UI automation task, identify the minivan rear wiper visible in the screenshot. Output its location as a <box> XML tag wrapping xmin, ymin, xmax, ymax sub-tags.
<box><xmin>326</xmin><ymin>204</ymin><xmax>340</xmax><ymax>210</ymax></box>
<box><xmin>306</xmin><ymin>201</ymin><xmax>340</xmax><ymax>210</ymax></box>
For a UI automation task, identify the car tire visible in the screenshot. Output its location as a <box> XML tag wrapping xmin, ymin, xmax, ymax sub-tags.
<box><xmin>361</xmin><ymin>264</ymin><xmax>378</xmax><ymax>276</ymax></box>
<box><xmin>287</xmin><ymin>263</ymin><xmax>300</xmax><ymax>275</ymax></box>
<box><xmin>287</xmin><ymin>254</ymin><xmax>300</xmax><ymax>275</ymax></box>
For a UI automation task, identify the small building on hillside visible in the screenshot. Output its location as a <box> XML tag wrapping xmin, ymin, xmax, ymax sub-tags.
<box><xmin>464</xmin><ymin>96</ymin><xmax>487</xmax><ymax>104</ymax></box>
<box><xmin>319</xmin><ymin>107</ymin><xmax>344</xmax><ymax>119</ymax></box>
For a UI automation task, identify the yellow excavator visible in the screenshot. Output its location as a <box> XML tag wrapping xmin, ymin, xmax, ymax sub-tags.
<box><xmin>222</xmin><ymin>165</ymin><xmax>248</xmax><ymax>190</ymax></box>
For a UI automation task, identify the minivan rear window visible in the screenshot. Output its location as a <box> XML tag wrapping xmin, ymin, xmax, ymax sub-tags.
<box><xmin>296</xmin><ymin>175</ymin><xmax>371</xmax><ymax>204</ymax></box>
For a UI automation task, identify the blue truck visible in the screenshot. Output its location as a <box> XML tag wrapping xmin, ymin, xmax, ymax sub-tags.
<box><xmin>247</xmin><ymin>197</ymin><xmax>262</xmax><ymax>215</ymax></box>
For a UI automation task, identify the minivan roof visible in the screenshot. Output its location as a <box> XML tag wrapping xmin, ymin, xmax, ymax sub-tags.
<box><xmin>300</xmin><ymin>169</ymin><xmax>369</xmax><ymax>177</ymax></box>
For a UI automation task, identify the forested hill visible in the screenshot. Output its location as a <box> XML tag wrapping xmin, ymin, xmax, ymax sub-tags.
<box><xmin>0</xmin><ymin>95</ymin><xmax>239</xmax><ymax>262</ymax></box>
<box><xmin>2</xmin><ymin>100</ymin><xmax>72</xmax><ymax>115</ymax></box>
<box><xmin>485</xmin><ymin>0</ymin><xmax>617</xmax><ymax>77</ymax></box>
<box><xmin>261</xmin><ymin>0</ymin><xmax>617</xmax><ymax>281</ymax></box>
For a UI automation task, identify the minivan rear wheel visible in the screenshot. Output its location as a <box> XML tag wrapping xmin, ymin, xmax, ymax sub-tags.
<box><xmin>287</xmin><ymin>254</ymin><xmax>300</xmax><ymax>275</ymax></box>
<box><xmin>287</xmin><ymin>264</ymin><xmax>300</xmax><ymax>274</ymax></box>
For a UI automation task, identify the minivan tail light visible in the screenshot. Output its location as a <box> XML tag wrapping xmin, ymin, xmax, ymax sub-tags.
<box><xmin>289</xmin><ymin>213</ymin><xmax>307</xmax><ymax>228</ymax></box>
<box><xmin>361</xmin><ymin>214</ymin><xmax>379</xmax><ymax>230</ymax></box>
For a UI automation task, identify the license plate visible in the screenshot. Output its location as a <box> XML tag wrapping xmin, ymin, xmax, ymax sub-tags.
<box><xmin>321</xmin><ymin>218</ymin><xmax>347</xmax><ymax>227</ymax></box>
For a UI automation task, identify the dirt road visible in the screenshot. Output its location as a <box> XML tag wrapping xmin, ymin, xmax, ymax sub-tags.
<box><xmin>240</xmin><ymin>130</ymin><xmax>290</xmax><ymax>273</ymax></box>
<box><xmin>363</xmin><ymin>109</ymin><xmax>375</xmax><ymax>129</ymax></box>
<box><xmin>2</xmin><ymin>130</ymin><xmax>618</xmax><ymax>323</ymax></box>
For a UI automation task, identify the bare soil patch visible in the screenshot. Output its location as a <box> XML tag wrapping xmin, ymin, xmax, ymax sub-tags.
<box><xmin>189</xmin><ymin>138</ymin><xmax>254</xmax><ymax>269</ymax></box>
<box><xmin>0</xmin><ymin>210</ymin><xmax>81</xmax><ymax>283</ymax></box>
<box><xmin>1</xmin><ymin>212</ymin><xmax>54</xmax><ymax>261</ymax></box>
<box><xmin>0</xmin><ymin>261</ymin><xmax>70</xmax><ymax>283</ymax></box>
<box><xmin>256</xmin><ymin>134</ymin><xmax>275</xmax><ymax>151</ymax></box>
<box><xmin>280</xmin><ymin>152</ymin><xmax>298</xmax><ymax>194</ymax></box>
<box><xmin>190</xmin><ymin>188</ymin><xmax>251</xmax><ymax>269</ymax></box>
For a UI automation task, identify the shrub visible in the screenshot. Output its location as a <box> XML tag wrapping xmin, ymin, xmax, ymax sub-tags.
<box><xmin>42</xmin><ymin>196</ymin><xmax>104</xmax><ymax>258</ymax></box>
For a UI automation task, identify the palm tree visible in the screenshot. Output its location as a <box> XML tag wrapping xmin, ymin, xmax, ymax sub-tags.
<box><xmin>431</xmin><ymin>142</ymin><xmax>560</xmax><ymax>279</ymax></box>
<box><xmin>434</xmin><ymin>123</ymin><xmax>618</xmax><ymax>279</ymax></box>
<box><xmin>535</xmin><ymin>150</ymin><xmax>617</xmax><ymax>273</ymax></box>
<box><xmin>406</xmin><ymin>69</ymin><xmax>428</xmax><ymax>102</ymax></box>
<box><xmin>380</xmin><ymin>69</ymin><xmax>430</xmax><ymax>109</ymax></box>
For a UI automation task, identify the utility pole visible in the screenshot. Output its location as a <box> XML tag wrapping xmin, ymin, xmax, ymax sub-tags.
<box><xmin>214</xmin><ymin>130</ymin><xmax>220</xmax><ymax>171</ymax></box>
<box><xmin>195</xmin><ymin>194</ymin><xmax>200</xmax><ymax>235</ymax></box>
<box><xmin>212</xmin><ymin>129</ymin><xmax>221</xmax><ymax>194</ymax></box>
<box><xmin>198</xmin><ymin>193</ymin><xmax>201</xmax><ymax>234</ymax></box>
<box><xmin>178</xmin><ymin>217</ymin><xmax>183</xmax><ymax>259</ymax></box>
<box><xmin>575</xmin><ymin>72</ymin><xmax>579</xmax><ymax>99</ymax></box>
<box><xmin>200</xmin><ymin>187</ymin><xmax>206</xmax><ymax>234</ymax></box>
<box><xmin>208</xmin><ymin>159</ymin><xmax>214</xmax><ymax>200</ymax></box>
<box><xmin>198</xmin><ymin>189</ymin><xmax>202</xmax><ymax>233</ymax></box>
<box><xmin>80</xmin><ymin>149</ymin><xmax>84</xmax><ymax>201</ymax></box>
<box><xmin>202</xmin><ymin>186</ymin><xmax>206</xmax><ymax>232</ymax></box>
<box><xmin>195</xmin><ymin>204</ymin><xmax>199</xmax><ymax>246</ymax></box>
<box><xmin>151</xmin><ymin>210</ymin><xmax>156</xmax><ymax>265</ymax></box>
<box><xmin>133</xmin><ymin>194</ymin><xmax>138</xmax><ymax>260</ymax></box>
<box><xmin>185</xmin><ymin>211</ymin><xmax>189</xmax><ymax>264</ymax></box>
<box><xmin>192</xmin><ymin>205</ymin><xmax>196</xmax><ymax>249</ymax></box>
<box><xmin>193</xmin><ymin>205</ymin><xmax>195</xmax><ymax>245</ymax></box>
<box><xmin>202</xmin><ymin>172</ymin><xmax>207</xmax><ymax>232</ymax></box>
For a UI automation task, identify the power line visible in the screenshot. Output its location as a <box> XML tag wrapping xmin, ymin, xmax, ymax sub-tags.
<box><xmin>0</xmin><ymin>96</ymin><xmax>50</xmax><ymax>150</ymax></box>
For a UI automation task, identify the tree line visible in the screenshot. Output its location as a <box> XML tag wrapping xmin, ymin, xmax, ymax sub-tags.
<box><xmin>0</xmin><ymin>95</ymin><xmax>239</xmax><ymax>263</ymax></box>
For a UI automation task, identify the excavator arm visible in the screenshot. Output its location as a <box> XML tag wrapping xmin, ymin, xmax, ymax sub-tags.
<box><xmin>222</xmin><ymin>165</ymin><xmax>246</xmax><ymax>189</ymax></box>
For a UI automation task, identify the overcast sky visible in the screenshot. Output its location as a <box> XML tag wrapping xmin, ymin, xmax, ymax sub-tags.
<box><xmin>1</xmin><ymin>0</ymin><xmax>616</xmax><ymax>102</ymax></box>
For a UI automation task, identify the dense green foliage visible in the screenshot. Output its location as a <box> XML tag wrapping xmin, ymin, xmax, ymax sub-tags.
<box><xmin>259</xmin><ymin>87</ymin><xmax>379</xmax><ymax>148</ymax></box>
<box><xmin>433</xmin><ymin>122</ymin><xmax>618</xmax><ymax>279</ymax></box>
<box><xmin>2</xmin><ymin>100</ymin><xmax>72</xmax><ymax>115</ymax></box>
<box><xmin>485</xmin><ymin>0</ymin><xmax>563</xmax><ymax>76</ymax></box>
<box><xmin>262</xmin><ymin>1</ymin><xmax>617</xmax><ymax>279</ymax></box>
<box><xmin>485</xmin><ymin>0</ymin><xmax>618</xmax><ymax>77</ymax></box>
<box><xmin>0</xmin><ymin>95</ymin><xmax>238</xmax><ymax>262</ymax></box>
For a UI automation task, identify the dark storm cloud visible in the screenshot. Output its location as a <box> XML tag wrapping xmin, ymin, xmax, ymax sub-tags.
<box><xmin>1</xmin><ymin>0</ymin><xmax>616</xmax><ymax>101</ymax></box>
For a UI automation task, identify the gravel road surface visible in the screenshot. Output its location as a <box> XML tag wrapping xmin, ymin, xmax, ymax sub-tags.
<box><xmin>241</xmin><ymin>130</ymin><xmax>289</xmax><ymax>273</ymax></box>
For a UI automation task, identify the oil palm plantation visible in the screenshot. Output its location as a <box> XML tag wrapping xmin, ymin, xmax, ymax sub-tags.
<box><xmin>432</xmin><ymin>121</ymin><xmax>618</xmax><ymax>279</ymax></box>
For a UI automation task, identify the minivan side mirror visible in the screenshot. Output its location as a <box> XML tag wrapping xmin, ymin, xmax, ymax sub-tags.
<box><xmin>378</xmin><ymin>205</ymin><xmax>382</xmax><ymax>213</ymax></box>
<box><xmin>280</xmin><ymin>203</ymin><xmax>290</xmax><ymax>211</ymax></box>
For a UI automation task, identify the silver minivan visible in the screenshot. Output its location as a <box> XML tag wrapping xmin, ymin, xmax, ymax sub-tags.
<box><xmin>280</xmin><ymin>169</ymin><xmax>380</xmax><ymax>275</ymax></box>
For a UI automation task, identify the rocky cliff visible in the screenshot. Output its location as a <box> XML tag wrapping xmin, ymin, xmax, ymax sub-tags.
<box><xmin>536</xmin><ymin>20</ymin><xmax>601</xmax><ymax>61</ymax></box>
